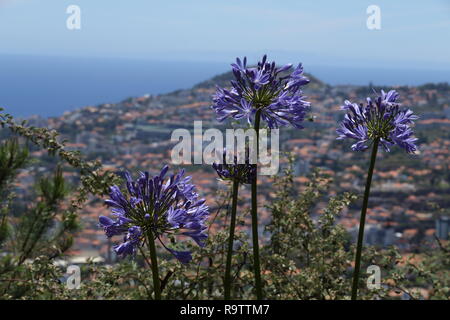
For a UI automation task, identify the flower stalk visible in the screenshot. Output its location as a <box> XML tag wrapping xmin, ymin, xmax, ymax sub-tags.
<box><xmin>146</xmin><ymin>229</ymin><xmax>162</xmax><ymax>300</ymax></box>
<box><xmin>251</xmin><ymin>109</ymin><xmax>263</xmax><ymax>300</ymax></box>
<box><xmin>351</xmin><ymin>138</ymin><xmax>379</xmax><ymax>300</ymax></box>
<box><xmin>224</xmin><ymin>179</ymin><xmax>239</xmax><ymax>300</ymax></box>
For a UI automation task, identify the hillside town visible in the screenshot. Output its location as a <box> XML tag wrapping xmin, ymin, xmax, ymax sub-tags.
<box><xmin>13</xmin><ymin>72</ymin><xmax>450</xmax><ymax>263</ymax></box>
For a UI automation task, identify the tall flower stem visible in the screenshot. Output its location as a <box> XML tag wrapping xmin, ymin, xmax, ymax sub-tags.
<box><xmin>251</xmin><ymin>109</ymin><xmax>263</xmax><ymax>300</ymax></box>
<box><xmin>224</xmin><ymin>179</ymin><xmax>239</xmax><ymax>300</ymax></box>
<box><xmin>351</xmin><ymin>138</ymin><xmax>379</xmax><ymax>300</ymax></box>
<box><xmin>146</xmin><ymin>230</ymin><xmax>162</xmax><ymax>300</ymax></box>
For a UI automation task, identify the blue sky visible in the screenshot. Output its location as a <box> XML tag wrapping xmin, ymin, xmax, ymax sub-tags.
<box><xmin>1</xmin><ymin>0</ymin><xmax>449</xmax><ymax>70</ymax></box>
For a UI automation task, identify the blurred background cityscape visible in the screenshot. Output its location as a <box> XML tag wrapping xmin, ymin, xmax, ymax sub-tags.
<box><xmin>0</xmin><ymin>1</ymin><xmax>449</xmax><ymax>268</ymax></box>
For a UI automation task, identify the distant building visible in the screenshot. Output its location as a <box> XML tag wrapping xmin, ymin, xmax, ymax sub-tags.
<box><xmin>294</xmin><ymin>159</ymin><xmax>310</xmax><ymax>176</ymax></box>
<box><xmin>364</xmin><ymin>224</ymin><xmax>396</xmax><ymax>246</ymax></box>
<box><xmin>443</xmin><ymin>107</ymin><xmax>450</xmax><ymax>119</ymax></box>
<box><xmin>435</xmin><ymin>216</ymin><xmax>450</xmax><ymax>240</ymax></box>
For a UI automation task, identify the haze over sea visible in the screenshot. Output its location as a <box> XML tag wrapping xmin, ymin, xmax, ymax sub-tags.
<box><xmin>1</xmin><ymin>54</ymin><xmax>449</xmax><ymax>118</ymax></box>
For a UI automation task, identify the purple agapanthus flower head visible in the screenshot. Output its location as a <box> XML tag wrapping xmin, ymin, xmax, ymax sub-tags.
<box><xmin>336</xmin><ymin>90</ymin><xmax>418</xmax><ymax>153</ymax></box>
<box><xmin>211</xmin><ymin>55</ymin><xmax>311</xmax><ymax>129</ymax></box>
<box><xmin>99</xmin><ymin>165</ymin><xmax>210</xmax><ymax>263</ymax></box>
<box><xmin>212</xmin><ymin>148</ymin><xmax>256</xmax><ymax>184</ymax></box>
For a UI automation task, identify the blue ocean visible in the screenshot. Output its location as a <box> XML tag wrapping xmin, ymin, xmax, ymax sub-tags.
<box><xmin>1</xmin><ymin>54</ymin><xmax>448</xmax><ymax>118</ymax></box>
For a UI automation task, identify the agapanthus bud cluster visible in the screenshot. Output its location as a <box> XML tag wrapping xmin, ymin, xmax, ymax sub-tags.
<box><xmin>212</xmin><ymin>55</ymin><xmax>310</xmax><ymax>129</ymax></box>
<box><xmin>99</xmin><ymin>165</ymin><xmax>209</xmax><ymax>263</ymax></box>
<box><xmin>336</xmin><ymin>90</ymin><xmax>418</xmax><ymax>153</ymax></box>
<box><xmin>212</xmin><ymin>148</ymin><xmax>256</xmax><ymax>185</ymax></box>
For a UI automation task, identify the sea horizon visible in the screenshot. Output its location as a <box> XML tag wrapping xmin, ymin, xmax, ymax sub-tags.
<box><xmin>1</xmin><ymin>53</ymin><xmax>449</xmax><ymax>118</ymax></box>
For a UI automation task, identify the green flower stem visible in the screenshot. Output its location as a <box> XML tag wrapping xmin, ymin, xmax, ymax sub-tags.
<box><xmin>146</xmin><ymin>229</ymin><xmax>162</xmax><ymax>300</ymax></box>
<box><xmin>351</xmin><ymin>138</ymin><xmax>379</xmax><ymax>300</ymax></box>
<box><xmin>251</xmin><ymin>109</ymin><xmax>263</xmax><ymax>300</ymax></box>
<box><xmin>224</xmin><ymin>179</ymin><xmax>240</xmax><ymax>300</ymax></box>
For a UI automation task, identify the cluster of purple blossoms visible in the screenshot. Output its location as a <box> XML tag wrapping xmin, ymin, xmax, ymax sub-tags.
<box><xmin>211</xmin><ymin>55</ymin><xmax>311</xmax><ymax>129</ymax></box>
<box><xmin>336</xmin><ymin>90</ymin><xmax>418</xmax><ymax>153</ymax></box>
<box><xmin>212</xmin><ymin>149</ymin><xmax>256</xmax><ymax>185</ymax></box>
<box><xmin>99</xmin><ymin>165</ymin><xmax>210</xmax><ymax>263</ymax></box>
